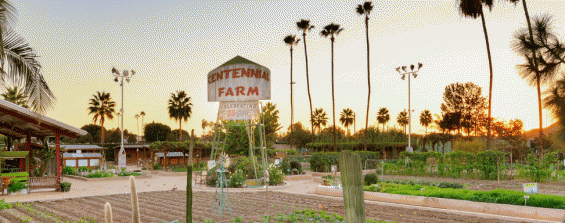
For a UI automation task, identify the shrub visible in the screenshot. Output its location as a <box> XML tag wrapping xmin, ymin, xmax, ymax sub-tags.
<box><xmin>289</xmin><ymin>160</ymin><xmax>303</xmax><ymax>174</ymax></box>
<box><xmin>286</xmin><ymin>149</ymin><xmax>297</xmax><ymax>156</ymax></box>
<box><xmin>309</xmin><ymin>151</ymin><xmax>380</xmax><ymax>172</ymax></box>
<box><xmin>78</xmin><ymin>166</ymin><xmax>90</xmax><ymax>172</ymax></box>
<box><xmin>364</xmin><ymin>173</ymin><xmax>378</xmax><ymax>186</ymax></box>
<box><xmin>206</xmin><ymin>166</ymin><xmax>219</xmax><ymax>187</ymax></box>
<box><xmin>60</xmin><ymin>182</ymin><xmax>72</xmax><ymax>192</ymax></box>
<box><xmin>8</xmin><ymin>182</ymin><xmax>27</xmax><ymax>192</ymax></box>
<box><xmin>153</xmin><ymin>163</ymin><xmax>161</xmax><ymax>170</ymax></box>
<box><xmin>228</xmin><ymin>171</ymin><xmax>246</xmax><ymax>188</ymax></box>
<box><xmin>63</xmin><ymin>166</ymin><xmax>76</xmax><ymax>175</ymax></box>
<box><xmin>437</xmin><ymin>182</ymin><xmax>464</xmax><ymax>189</ymax></box>
<box><xmin>268</xmin><ymin>167</ymin><xmax>284</xmax><ymax>186</ymax></box>
<box><xmin>87</xmin><ymin>172</ymin><xmax>113</xmax><ymax>178</ymax></box>
<box><xmin>280</xmin><ymin>158</ymin><xmax>291</xmax><ymax>175</ymax></box>
<box><xmin>117</xmin><ymin>172</ymin><xmax>142</xmax><ymax>177</ymax></box>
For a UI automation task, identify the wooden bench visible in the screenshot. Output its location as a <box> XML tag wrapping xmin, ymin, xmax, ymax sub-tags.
<box><xmin>28</xmin><ymin>177</ymin><xmax>60</xmax><ymax>192</ymax></box>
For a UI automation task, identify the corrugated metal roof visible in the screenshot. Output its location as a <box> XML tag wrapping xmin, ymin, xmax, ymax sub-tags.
<box><xmin>51</xmin><ymin>145</ymin><xmax>105</xmax><ymax>150</ymax></box>
<box><xmin>114</xmin><ymin>145</ymin><xmax>150</xmax><ymax>149</ymax></box>
<box><xmin>155</xmin><ymin>152</ymin><xmax>188</xmax><ymax>157</ymax></box>
<box><xmin>62</xmin><ymin>153</ymin><xmax>102</xmax><ymax>158</ymax></box>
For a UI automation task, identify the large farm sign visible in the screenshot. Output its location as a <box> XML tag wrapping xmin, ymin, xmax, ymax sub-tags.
<box><xmin>207</xmin><ymin>56</ymin><xmax>271</xmax><ymax>102</ymax></box>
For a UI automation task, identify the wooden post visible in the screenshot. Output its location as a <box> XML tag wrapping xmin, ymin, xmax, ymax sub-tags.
<box><xmin>56</xmin><ymin>133</ymin><xmax>61</xmax><ymax>183</ymax></box>
<box><xmin>26</xmin><ymin>135</ymin><xmax>31</xmax><ymax>175</ymax></box>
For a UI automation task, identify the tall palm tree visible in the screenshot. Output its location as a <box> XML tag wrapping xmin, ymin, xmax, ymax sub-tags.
<box><xmin>397</xmin><ymin>111</ymin><xmax>408</xmax><ymax>134</ymax></box>
<box><xmin>168</xmin><ymin>90</ymin><xmax>193</xmax><ymax>141</ymax></box>
<box><xmin>512</xmin><ymin>15</ymin><xmax>561</xmax><ymax>156</ymax></box>
<box><xmin>321</xmin><ymin>23</ymin><xmax>344</xmax><ymax>150</ymax></box>
<box><xmin>140</xmin><ymin>111</ymin><xmax>145</xmax><ymax>140</ymax></box>
<box><xmin>543</xmin><ymin>75</ymin><xmax>565</xmax><ymax>148</ymax></box>
<box><xmin>1</xmin><ymin>86</ymin><xmax>28</xmax><ymax>108</ymax></box>
<box><xmin>457</xmin><ymin>0</ymin><xmax>497</xmax><ymax>150</ymax></box>
<box><xmin>88</xmin><ymin>91</ymin><xmax>116</xmax><ymax>143</ymax></box>
<box><xmin>356</xmin><ymin>1</ymin><xmax>373</xmax><ymax>151</ymax></box>
<box><xmin>284</xmin><ymin>34</ymin><xmax>300</xmax><ymax>149</ymax></box>
<box><xmin>339</xmin><ymin>108</ymin><xmax>355</xmax><ymax>137</ymax></box>
<box><xmin>297</xmin><ymin>19</ymin><xmax>315</xmax><ymax>144</ymax></box>
<box><xmin>419</xmin><ymin>110</ymin><xmax>433</xmax><ymax>134</ymax></box>
<box><xmin>0</xmin><ymin>1</ymin><xmax>55</xmax><ymax>113</ymax></box>
<box><xmin>134</xmin><ymin>114</ymin><xmax>140</xmax><ymax>140</ymax></box>
<box><xmin>376</xmin><ymin>107</ymin><xmax>390</xmax><ymax>131</ymax></box>
<box><xmin>311</xmin><ymin>108</ymin><xmax>328</xmax><ymax>135</ymax></box>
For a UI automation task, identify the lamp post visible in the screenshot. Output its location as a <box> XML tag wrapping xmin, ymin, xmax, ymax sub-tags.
<box><xmin>395</xmin><ymin>63</ymin><xmax>422</xmax><ymax>153</ymax></box>
<box><xmin>112</xmin><ymin>67</ymin><xmax>136</xmax><ymax>168</ymax></box>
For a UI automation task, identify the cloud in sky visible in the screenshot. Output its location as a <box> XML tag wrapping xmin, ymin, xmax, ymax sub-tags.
<box><xmin>12</xmin><ymin>0</ymin><xmax>565</xmax><ymax>137</ymax></box>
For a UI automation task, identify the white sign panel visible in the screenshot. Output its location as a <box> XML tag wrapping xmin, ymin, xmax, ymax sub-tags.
<box><xmin>523</xmin><ymin>183</ymin><xmax>538</xmax><ymax>194</ymax></box>
<box><xmin>218</xmin><ymin>101</ymin><xmax>259</xmax><ymax>120</ymax></box>
<box><xmin>207</xmin><ymin>56</ymin><xmax>271</xmax><ymax>102</ymax></box>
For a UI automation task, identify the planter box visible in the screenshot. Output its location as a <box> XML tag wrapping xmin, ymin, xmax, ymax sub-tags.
<box><xmin>8</xmin><ymin>188</ymin><xmax>28</xmax><ymax>195</ymax></box>
<box><xmin>64</xmin><ymin>174</ymin><xmax>152</xmax><ymax>181</ymax></box>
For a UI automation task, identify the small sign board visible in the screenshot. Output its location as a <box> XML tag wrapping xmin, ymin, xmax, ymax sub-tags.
<box><xmin>331</xmin><ymin>165</ymin><xmax>337</xmax><ymax>173</ymax></box>
<box><xmin>523</xmin><ymin>183</ymin><xmax>538</xmax><ymax>194</ymax></box>
<box><xmin>207</xmin><ymin>160</ymin><xmax>216</xmax><ymax>170</ymax></box>
<box><xmin>218</xmin><ymin>101</ymin><xmax>259</xmax><ymax>120</ymax></box>
<box><xmin>274</xmin><ymin>159</ymin><xmax>281</xmax><ymax>165</ymax></box>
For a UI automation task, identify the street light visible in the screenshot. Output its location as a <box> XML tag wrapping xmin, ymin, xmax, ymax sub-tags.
<box><xmin>395</xmin><ymin>63</ymin><xmax>422</xmax><ymax>153</ymax></box>
<box><xmin>112</xmin><ymin>67</ymin><xmax>136</xmax><ymax>168</ymax></box>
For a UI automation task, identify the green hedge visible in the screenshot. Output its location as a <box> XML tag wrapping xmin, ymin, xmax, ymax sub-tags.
<box><xmin>308</xmin><ymin>151</ymin><xmax>380</xmax><ymax>172</ymax></box>
<box><xmin>307</xmin><ymin>142</ymin><xmax>407</xmax><ymax>152</ymax></box>
<box><xmin>0</xmin><ymin>172</ymin><xmax>28</xmax><ymax>183</ymax></box>
<box><xmin>364</xmin><ymin>183</ymin><xmax>565</xmax><ymax>209</ymax></box>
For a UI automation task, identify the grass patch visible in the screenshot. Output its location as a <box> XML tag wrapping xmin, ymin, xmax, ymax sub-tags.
<box><xmin>364</xmin><ymin>183</ymin><xmax>565</xmax><ymax>209</ymax></box>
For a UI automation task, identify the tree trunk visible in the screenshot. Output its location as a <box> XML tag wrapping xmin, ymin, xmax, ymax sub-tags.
<box><xmin>101</xmin><ymin>120</ymin><xmax>105</xmax><ymax>144</ymax></box>
<box><xmin>365</xmin><ymin>15</ymin><xmax>371</xmax><ymax>152</ymax></box>
<box><xmin>290</xmin><ymin>46</ymin><xmax>294</xmax><ymax>151</ymax></box>
<box><xmin>187</xmin><ymin>129</ymin><xmax>195</xmax><ymax>223</ymax></box>
<box><xmin>303</xmin><ymin>32</ymin><xmax>315</xmax><ymax>145</ymax></box>
<box><xmin>179</xmin><ymin>121</ymin><xmax>182</xmax><ymax>142</ymax></box>
<box><xmin>331</xmin><ymin>36</ymin><xmax>337</xmax><ymax>151</ymax></box>
<box><xmin>480</xmin><ymin>8</ymin><xmax>494</xmax><ymax>151</ymax></box>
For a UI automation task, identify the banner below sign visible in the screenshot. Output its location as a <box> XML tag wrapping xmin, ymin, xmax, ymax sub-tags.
<box><xmin>218</xmin><ymin>101</ymin><xmax>259</xmax><ymax>120</ymax></box>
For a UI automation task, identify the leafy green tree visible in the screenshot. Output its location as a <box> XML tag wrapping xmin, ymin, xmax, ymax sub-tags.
<box><xmin>457</xmin><ymin>0</ymin><xmax>497</xmax><ymax>149</ymax></box>
<box><xmin>441</xmin><ymin>82</ymin><xmax>487</xmax><ymax>135</ymax></box>
<box><xmin>419</xmin><ymin>110</ymin><xmax>433</xmax><ymax>134</ymax></box>
<box><xmin>87</xmin><ymin>91</ymin><xmax>116</xmax><ymax>143</ymax></box>
<box><xmin>297</xmin><ymin>19</ymin><xmax>315</xmax><ymax>144</ymax></box>
<box><xmin>339</xmin><ymin>108</ymin><xmax>354</xmax><ymax>137</ymax></box>
<box><xmin>0</xmin><ymin>1</ymin><xmax>55</xmax><ymax>113</ymax></box>
<box><xmin>225</xmin><ymin>125</ymin><xmax>249</xmax><ymax>156</ymax></box>
<box><xmin>376</xmin><ymin>107</ymin><xmax>390</xmax><ymax>131</ymax></box>
<box><xmin>284</xmin><ymin>34</ymin><xmax>300</xmax><ymax>150</ymax></box>
<box><xmin>144</xmin><ymin>122</ymin><xmax>171</xmax><ymax>143</ymax></box>
<box><xmin>170</xmin><ymin>129</ymin><xmax>190</xmax><ymax>142</ymax></box>
<box><xmin>397</xmin><ymin>111</ymin><xmax>408</xmax><ymax>134</ymax></box>
<box><xmin>81</xmin><ymin>124</ymin><xmax>104</xmax><ymax>143</ymax></box>
<box><xmin>321</xmin><ymin>23</ymin><xmax>344</xmax><ymax>150</ymax></box>
<box><xmin>356</xmin><ymin>1</ymin><xmax>373</xmax><ymax>151</ymax></box>
<box><xmin>260</xmin><ymin>102</ymin><xmax>282</xmax><ymax>146</ymax></box>
<box><xmin>285</xmin><ymin>122</ymin><xmax>312</xmax><ymax>148</ymax></box>
<box><xmin>168</xmin><ymin>90</ymin><xmax>193</xmax><ymax>141</ymax></box>
<box><xmin>311</xmin><ymin>108</ymin><xmax>328</xmax><ymax>135</ymax></box>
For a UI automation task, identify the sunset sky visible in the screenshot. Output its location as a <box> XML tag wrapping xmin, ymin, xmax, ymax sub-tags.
<box><xmin>11</xmin><ymin>0</ymin><xmax>565</xmax><ymax>137</ymax></box>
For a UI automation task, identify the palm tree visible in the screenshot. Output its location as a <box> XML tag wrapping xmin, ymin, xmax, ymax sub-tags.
<box><xmin>339</xmin><ymin>108</ymin><xmax>355</xmax><ymax>137</ymax></box>
<box><xmin>419</xmin><ymin>110</ymin><xmax>433</xmax><ymax>134</ymax></box>
<box><xmin>376</xmin><ymin>107</ymin><xmax>390</xmax><ymax>131</ymax></box>
<box><xmin>140</xmin><ymin>111</ymin><xmax>146</xmax><ymax>140</ymax></box>
<box><xmin>1</xmin><ymin>86</ymin><xmax>28</xmax><ymax>108</ymax></box>
<box><xmin>0</xmin><ymin>1</ymin><xmax>55</xmax><ymax>113</ymax></box>
<box><xmin>284</xmin><ymin>34</ymin><xmax>300</xmax><ymax>149</ymax></box>
<box><xmin>134</xmin><ymin>114</ymin><xmax>140</xmax><ymax>140</ymax></box>
<box><xmin>297</xmin><ymin>19</ymin><xmax>315</xmax><ymax>144</ymax></box>
<box><xmin>321</xmin><ymin>23</ymin><xmax>344</xmax><ymax>150</ymax></box>
<box><xmin>457</xmin><ymin>0</ymin><xmax>497</xmax><ymax>150</ymax></box>
<box><xmin>512</xmin><ymin>15</ymin><xmax>561</xmax><ymax>156</ymax></box>
<box><xmin>88</xmin><ymin>91</ymin><xmax>116</xmax><ymax>143</ymax></box>
<box><xmin>397</xmin><ymin>111</ymin><xmax>408</xmax><ymax>134</ymax></box>
<box><xmin>311</xmin><ymin>108</ymin><xmax>328</xmax><ymax>135</ymax></box>
<box><xmin>356</xmin><ymin>1</ymin><xmax>373</xmax><ymax>151</ymax></box>
<box><xmin>543</xmin><ymin>75</ymin><xmax>565</xmax><ymax>147</ymax></box>
<box><xmin>168</xmin><ymin>90</ymin><xmax>193</xmax><ymax>141</ymax></box>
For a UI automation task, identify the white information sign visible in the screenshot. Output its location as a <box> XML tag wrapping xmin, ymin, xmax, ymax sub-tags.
<box><xmin>218</xmin><ymin>101</ymin><xmax>259</xmax><ymax>120</ymax></box>
<box><xmin>118</xmin><ymin>150</ymin><xmax>126</xmax><ymax>167</ymax></box>
<box><xmin>523</xmin><ymin>183</ymin><xmax>538</xmax><ymax>194</ymax></box>
<box><xmin>207</xmin><ymin>56</ymin><xmax>271</xmax><ymax>102</ymax></box>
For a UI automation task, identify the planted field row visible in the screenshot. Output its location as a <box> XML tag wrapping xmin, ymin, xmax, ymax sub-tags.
<box><xmin>0</xmin><ymin>191</ymin><xmax>530</xmax><ymax>222</ymax></box>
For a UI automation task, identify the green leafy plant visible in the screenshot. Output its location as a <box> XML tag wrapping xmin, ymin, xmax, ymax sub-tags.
<box><xmin>60</xmin><ymin>182</ymin><xmax>72</xmax><ymax>192</ymax></box>
<box><xmin>8</xmin><ymin>182</ymin><xmax>28</xmax><ymax>193</ymax></box>
<box><xmin>63</xmin><ymin>166</ymin><xmax>76</xmax><ymax>175</ymax></box>
<box><xmin>78</xmin><ymin>166</ymin><xmax>91</xmax><ymax>172</ymax></box>
<box><xmin>268</xmin><ymin>166</ymin><xmax>284</xmax><ymax>186</ymax></box>
<box><xmin>0</xmin><ymin>199</ymin><xmax>12</xmax><ymax>210</ymax></box>
<box><xmin>228</xmin><ymin>171</ymin><xmax>246</xmax><ymax>188</ymax></box>
<box><xmin>364</xmin><ymin>173</ymin><xmax>378</xmax><ymax>186</ymax></box>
